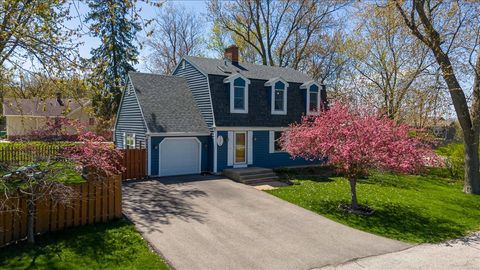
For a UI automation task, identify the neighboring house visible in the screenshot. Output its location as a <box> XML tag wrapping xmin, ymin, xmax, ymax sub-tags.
<box><xmin>2</xmin><ymin>97</ymin><xmax>95</xmax><ymax>138</ymax></box>
<box><xmin>115</xmin><ymin>45</ymin><xmax>327</xmax><ymax>177</ymax></box>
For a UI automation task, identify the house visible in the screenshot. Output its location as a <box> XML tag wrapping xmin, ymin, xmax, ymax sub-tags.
<box><xmin>115</xmin><ymin>45</ymin><xmax>327</xmax><ymax>177</ymax></box>
<box><xmin>2</xmin><ymin>96</ymin><xmax>95</xmax><ymax>139</ymax></box>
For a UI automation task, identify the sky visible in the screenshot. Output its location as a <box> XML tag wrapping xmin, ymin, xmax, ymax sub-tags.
<box><xmin>69</xmin><ymin>0</ymin><xmax>210</xmax><ymax>71</ymax></box>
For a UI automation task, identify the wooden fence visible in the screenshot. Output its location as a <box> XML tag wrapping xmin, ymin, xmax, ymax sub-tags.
<box><xmin>0</xmin><ymin>144</ymin><xmax>63</xmax><ymax>163</ymax></box>
<box><xmin>121</xmin><ymin>149</ymin><xmax>147</xmax><ymax>180</ymax></box>
<box><xmin>0</xmin><ymin>175</ymin><xmax>122</xmax><ymax>247</ymax></box>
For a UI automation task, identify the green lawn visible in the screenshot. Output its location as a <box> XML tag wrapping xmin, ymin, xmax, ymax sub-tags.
<box><xmin>267</xmin><ymin>168</ymin><xmax>480</xmax><ymax>243</ymax></box>
<box><xmin>0</xmin><ymin>219</ymin><xmax>169</xmax><ymax>270</ymax></box>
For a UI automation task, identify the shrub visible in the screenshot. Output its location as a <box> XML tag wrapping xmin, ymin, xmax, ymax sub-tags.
<box><xmin>436</xmin><ymin>143</ymin><xmax>466</xmax><ymax>180</ymax></box>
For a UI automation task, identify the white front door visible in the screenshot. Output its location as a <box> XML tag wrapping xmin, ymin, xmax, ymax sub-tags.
<box><xmin>234</xmin><ymin>132</ymin><xmax>247</xmax><ymax>166</ymax></box>
<box><xmin>159</xmin><ymin>137</ymin><xmax>201</xmax><ymax>176</ymax></box>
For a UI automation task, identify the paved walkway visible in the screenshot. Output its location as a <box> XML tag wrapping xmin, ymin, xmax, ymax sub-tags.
<box><xmin>320</xmin><ymin>232</ymin><xmax>480</xmax><ymax>270</ymax></box>
<box><xmin>123</xmin><ymin>175</ymin><xmax>409</xmax><ymax>270</ymax></box>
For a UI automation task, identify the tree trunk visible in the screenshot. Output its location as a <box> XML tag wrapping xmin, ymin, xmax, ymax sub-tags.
<box><xmin>463</xmin><ymin>139</ymin><xmax>480</xmax><ymax>194</ymax></box>
<box><xmin>394</xmin><ymin>2</ymin><xmax>480</xmax><ymax>195</ymax></box>
<box><xmin>27</xmin><ymin>198</ymin><xmax>35</xmax><ymax>244</ymax></box>
<box><xmin>348</xmin><ymin>177</ymin><xmax>359</xmax><ymax>210</ymax></box>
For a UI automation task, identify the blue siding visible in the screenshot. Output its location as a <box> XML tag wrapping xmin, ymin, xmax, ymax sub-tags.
<box><xmin>114</xmin><ymin>82</ymin><xmax>147</xmax><ymax>148</ymax></box>
<box><xmin>209</xmin><ymin>75</ymin><xmax>308</xmax><ymax>127</ymax></box>
<box><xmin>216</xmin><ymin>130</ymin><xmax>320</xmax><ymax>172</ymax></box>
<box><xmin>252</xmin><ymin>131</ymin><xmax>319</xmax><ymax>168</ymax></box>
<box><xmin>173</xmin><ymin>60</ymin><xmax>215</xmax><ymax>129</ymax></box>
<box><xmin>217</xmin><ymin>131</ymin><xmax>230</xmax><ymax>172</ymax></box>
<box><xmin>149</xmin><ymin>136</ymin><xmax>212</xmax><ymax>175</ymax></box>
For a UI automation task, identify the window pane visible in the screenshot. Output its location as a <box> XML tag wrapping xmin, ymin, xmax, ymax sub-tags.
<box><xmin>234</xmin><ymin>77</ymin><xmax>245</xmax><ymax>87</ymax></box>
<box><xmin>274</xmin><ymin>89</ymin><xmax>284</xmax><ymax>111</ymax></box>
<box><xmin>234</xmin><ymin>86</ymin><xmax>244</xmax><ymax>109</ymax></box>
<box><xmin>235</xmin><ymin>133</ymin><xmax>246</xmax><ymax>163</ymax></box>
<box><xmin>309</xmin><ymin>92</ymin><xmax>318</xmax><ymax>112</ymax></box>
<box><xmin>274</xmin><ymin>81</ymin><xmax>285</xmax><ymax>89</ymax></box>
<box><xmin>274</xmin><ymin>131</ymin><xmax>282</xmax><ymax>151</ymax></box>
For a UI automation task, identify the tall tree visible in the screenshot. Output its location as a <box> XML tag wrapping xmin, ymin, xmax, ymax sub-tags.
<box><xmin>4</xmin><ymin>73</ymin><xmax>89</xmax><ymax>99</ymax></box>
<box><xmin>145</xmin><ymin>4</ymin><xmax>204</xmax><ymax>74</ymax></box>
<box><xmin>85</xmin><ymin>0</ymin><xmax>140</xmax><ymax>123</ymax></box>
<box><xmin>208</xmin><ymin>0</ymin><xmax>348</xmax><ymax>69</ymax></box>
<box><xmin>0</xmin><ymin>0</ymin><xmax>78</xmax><ymax>74</ymax></box>
<box><xmin>346</xmin><ymin>3</ymin><xmax>437</xmax><ymax>121</ymax></box>
<box><xmin>393</xmin><ymin>0</ymin><xmax>480</xmax><ymax>194</ymax></box>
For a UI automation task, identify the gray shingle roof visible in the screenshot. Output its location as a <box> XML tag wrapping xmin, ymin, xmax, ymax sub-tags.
<box><xmin>128</xmin><ymin>72</ymin><xmax>209</xmax><ymax>134</ymax></box>
<box><xmin>3</xmin><ymin>98</ymin><xmax>90</xmax><ymax>117</ymax></box>
<box><xmin>184</xmin><ymin>56</ymin><xmax>313</xmax><ymax>83</ymax></box>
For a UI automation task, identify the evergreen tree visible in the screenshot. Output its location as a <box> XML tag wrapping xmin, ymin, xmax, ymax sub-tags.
<box><xmin>85</xmin><ymin>0</ymin><xmax>140</xmax><ymax>123</ymax></box>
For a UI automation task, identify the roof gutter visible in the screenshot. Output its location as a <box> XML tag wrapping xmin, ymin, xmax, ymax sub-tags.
<box><xmin>146</xmin><ymin>131</ymin><xmax>211</xmax><ymax>137</ymax></box>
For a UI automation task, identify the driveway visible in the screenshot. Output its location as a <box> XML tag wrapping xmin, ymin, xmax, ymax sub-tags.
<box><xmin>123</xmin><ymin>175</ymin><xmax>409</xmax><ymax>270</ymax></box>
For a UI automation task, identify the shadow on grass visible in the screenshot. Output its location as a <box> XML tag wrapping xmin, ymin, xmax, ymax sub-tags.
<box><xmin>311</xmin><ymin>201</ymin><xmax>468</xmax><ymax>243</ymax></box>
<box><xmin>0</xmin><ymin>219</ymin><xmax>167</xmax><ymax>270</ymax></box>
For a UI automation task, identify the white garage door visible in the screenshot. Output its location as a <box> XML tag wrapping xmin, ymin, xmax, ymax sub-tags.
<box><xmin>159</xmin><ymin>138</ymin><xmax>201</xmax><ymax>176</ymax></box>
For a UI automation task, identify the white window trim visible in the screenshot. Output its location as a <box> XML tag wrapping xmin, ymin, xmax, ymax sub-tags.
<box><xmin>301</xmin><ymin>81</ymin><xmax>321</xmax><ymax>116</ymax></box>
<box><xmin>265</xmin><ymin>77</ymin><xmax>289</xmax><ymax>115</ymax></box>
<box><xmin>306</xmin><ymin>89</ymin><xmax>320</xmax><ymax>116</ymax></box>
<box><xmin>125</xmin><ymin>133</ymin><xmax>136</xmax><ymax>148</ymax></box>
<box><xmin>269</xmin><ymin>130</ymin><xmax>286</xmax><ymax>153</ymax></box>
<box><xmin>224</xmin><ymin>73</ymin><xmax>251</xmax><ymax>114</ymax></box>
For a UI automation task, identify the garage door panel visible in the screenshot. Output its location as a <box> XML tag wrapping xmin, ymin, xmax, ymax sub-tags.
<box><xmin>159</xmin><ymin>138</ymin><xmax>200</xmax><ymax>176</ymax></box>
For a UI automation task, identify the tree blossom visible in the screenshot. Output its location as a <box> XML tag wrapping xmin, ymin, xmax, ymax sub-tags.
<box><xmin>281</xmin><ymin>103</ymin><xmax>438</xmax><ymax>211</ymax></box>
<box><xmin>61</xmin><ymin>131</ymin><xmax>124</xmax><ymax>178</ymax></box>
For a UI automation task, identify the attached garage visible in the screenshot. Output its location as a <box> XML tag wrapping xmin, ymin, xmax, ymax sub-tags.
<box><xmin>159</xmin><ymin>137</ymin><xmax>201</xmax><ymax>176</ymax></box>
<box><xmin>116</xmin><ymin>73</ymin><xmax>211</xmax><ymax>177</ymax></box>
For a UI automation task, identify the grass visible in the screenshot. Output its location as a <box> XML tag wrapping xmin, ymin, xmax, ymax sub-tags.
<box><xmin>267</xmin><ymin>168</ymin><xmax>480</xmax><ymax>243</ymax></box>
<box><xmin>0</xmin><ymin>219</ymin><xmax>170</xmax><ymax>270</ymax></box>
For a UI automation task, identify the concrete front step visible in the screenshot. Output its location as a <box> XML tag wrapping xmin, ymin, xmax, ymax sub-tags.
<box><xmin>242</xmin><ymin>176</ymin><xmax>280</xmax><ymax>185</ymax></box>
<box><xmin>239</xmin><ymin>172</ymin><xmax>278</xmax><ymax>181</ymax></box>
<box><xmin>223</xmin><ymin>167</ymin><xmax>279</xmax><ymax>185</ymax></box>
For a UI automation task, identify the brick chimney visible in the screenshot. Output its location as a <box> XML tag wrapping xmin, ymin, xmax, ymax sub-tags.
<box><xmin>224</xmin><ymin>45</ymin><xmax>239</xmax><ymax>64</ymax></box>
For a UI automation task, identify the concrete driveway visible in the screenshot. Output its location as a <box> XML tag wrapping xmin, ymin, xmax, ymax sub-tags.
<box><xmin>123</xmin><ymin>175</ymin><xmax>410</xmax><ymax>270</ymax></box>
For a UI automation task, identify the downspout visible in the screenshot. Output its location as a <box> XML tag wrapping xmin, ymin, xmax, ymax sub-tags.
<box><xmin>213</xmin><ymin>128</ymin><xmax>218</xmax><ymax>174</ymax></box>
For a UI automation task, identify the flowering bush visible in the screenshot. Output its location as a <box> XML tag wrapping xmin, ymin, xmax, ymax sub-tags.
<box><xmin>14</xmin><ymin>117</ymin><xmax>123</xmax><ymax>177</ymax></box>
<box><xmin>61</xmin><ymin>131</ymin><xmax>124</xmax><ymax>178</ymax></box>
<box><xmin>281</xmin><ymin>103</ymin><xmax>438</xmax><ymax>212</ymax></box>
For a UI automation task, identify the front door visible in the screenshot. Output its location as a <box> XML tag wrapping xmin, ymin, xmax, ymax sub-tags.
<box><xmin>234</xmin><ymin>132</ymin><xmax>247</xmax><ymax>166</ymax></box>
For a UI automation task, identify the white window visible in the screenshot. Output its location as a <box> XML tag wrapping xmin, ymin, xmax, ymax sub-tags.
<box><xmin>224</xmin><ymin>74</ymin><xmax>250</xmax><ymax>114</ymax></box>
<box><xmin>308</xmin><ymin>87</ymin><xmax>319</xmax><ymax>113</ymax></box>
<box><xmin>301</xmin><ymin>81</ymin><xmax>321</xmax><ymax>116</ymax></box>
<box><xmin>182</xmin><ymin>60</ymin><xmax>186</xmax><ymax>69</ymax></box>
<box><xmin>266</xmin><ymin>78</ymin><xmax>289</xmax><ymax>115</ymax></box>
<box><xmin>125</xmin><ymin>133</ymin><xmax>136</xmax><ymax>148</ymax></box>
<box><xmin>269</xmin><ymin>130</ymin><xmax>285</xmax><ymax>153</ymax></box>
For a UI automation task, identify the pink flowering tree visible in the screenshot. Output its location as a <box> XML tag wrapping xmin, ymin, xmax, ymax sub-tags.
<box><xmin>61</xmin><ymin>131</ymin><xmax>124</xmax><ymax>179</ymax></box>
<box><xmin>281</xmin><ymin>103</ymin><xmax>437</xmax><ymax>213</ymax></box>
<box><xmin>0</xmin><ymin>119</ymin><xmax>123</xmax><ymax>244</ymax></box>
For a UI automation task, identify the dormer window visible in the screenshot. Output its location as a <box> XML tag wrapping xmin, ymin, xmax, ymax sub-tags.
<box><xmin>301</xmin><ymin>81</ymin><xmax>321</xmax><ymax>115</ymax></box>
<box><xmin>224</xmin><ymin>73</ymin><xmax>250</xmax><ymax>114</ymax></box>
<box><xmin>265</xmin><ymin>77</ymin><xmax>289</xmax><ymax>115</ymax></box>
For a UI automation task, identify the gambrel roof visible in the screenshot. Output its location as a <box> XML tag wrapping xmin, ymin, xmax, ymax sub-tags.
<box><xmin>184</xmin><ymin>56</ymin><xmax>313</xmax><ymax>83</ymax></box>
